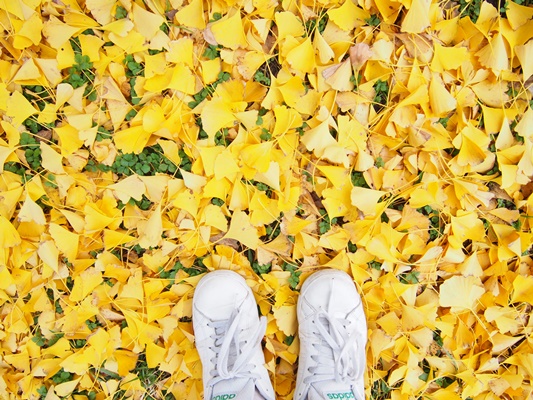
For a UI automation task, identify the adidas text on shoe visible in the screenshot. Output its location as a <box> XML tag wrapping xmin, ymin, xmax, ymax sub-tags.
<box><xmin>294</xmin><ymin>269</ymin><xmax>367</xmax><ymax>400</ymax></box>
<box><xmin>193</xmin><ymin>270</ymin><xmax>275</xmax><ymax>400</ymax></box>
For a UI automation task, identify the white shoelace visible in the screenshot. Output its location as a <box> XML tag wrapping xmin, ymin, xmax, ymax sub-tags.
<box><xmin>207</xmin><ymin>309</ymin><xmax>267</xmax><ymax>388</ymax></box>
<box><xmin>303</xmin><ymin>307</ymin><xmax>360</xmax><ymax>386</ymax></box>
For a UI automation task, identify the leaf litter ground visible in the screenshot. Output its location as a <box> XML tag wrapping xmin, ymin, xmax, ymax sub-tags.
<box><xmin>0</xmin><ymin>0</ymin><xmax>533</xmax><ymax>399</ymax></box>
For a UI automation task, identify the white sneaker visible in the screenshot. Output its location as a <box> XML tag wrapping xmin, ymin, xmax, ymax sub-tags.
<box><xmin>193</xmin><ymin>270</ymin><xmax>275</xmax><ymax>400</ymax></box>
<box><xmin>294</xmin><ymin>269</ymin><xmax>367</xmax><ymax>400</ymax></box>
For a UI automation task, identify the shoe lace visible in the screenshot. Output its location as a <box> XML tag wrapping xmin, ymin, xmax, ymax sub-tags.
<box><xmin>303</xmin><ymin>307</ymin><xmax>360</xmax><ymax>386</ymax></box>
<box><xmin>207</xmin><ymin>309</ymin><xmax>267</xmax><ymax>388</ymax></box>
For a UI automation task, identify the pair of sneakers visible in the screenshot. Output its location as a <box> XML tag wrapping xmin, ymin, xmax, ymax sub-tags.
<box><xmin>193</xmin><ymin>269</ymin><xmax>367</xmax><ymax>400</ymax></box>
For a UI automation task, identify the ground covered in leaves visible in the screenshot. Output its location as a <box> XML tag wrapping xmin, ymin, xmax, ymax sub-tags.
<box><xmin>1</xmin><ymin>0</ymin><xmax>533</xmax><ymax>399</ymax></box>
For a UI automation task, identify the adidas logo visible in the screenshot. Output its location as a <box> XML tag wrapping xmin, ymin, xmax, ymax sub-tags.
<box><xmin>212</xmin><ymin>395</ymin><xmax>236</xmax><ymax>400</ymax></box>
<box><xmin>327</xmin><ymin>393</ymin><xmax>354</xmax><ymax>399</ymax></box>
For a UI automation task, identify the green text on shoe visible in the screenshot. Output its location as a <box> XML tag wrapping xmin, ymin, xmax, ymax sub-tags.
<box><xmin>213</xmin><ymin>394</ymin><xmax>236</xmax><ymax>400</ymax></box>
<box><xmin>327</xmin><ymin>393</ymin><xmax>355</xmax><ymax>399</ymax></box>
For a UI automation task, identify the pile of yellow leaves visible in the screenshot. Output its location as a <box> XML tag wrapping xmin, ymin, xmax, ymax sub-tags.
<box><xmin>1</xmin><ymin>0</ymin><xmax>533</xmax><ymax>398</ymax></box>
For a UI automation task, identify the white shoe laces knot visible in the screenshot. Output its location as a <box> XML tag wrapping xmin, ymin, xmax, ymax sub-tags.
<box><xmin>207</xmin><ymin>309</ymin><xmax>267</xmax><ymax>387</ymax></box>
<box><xmin>304</xmin><ymin>307</ymin><xmax>360</xmax><ymax>386</ymax></box>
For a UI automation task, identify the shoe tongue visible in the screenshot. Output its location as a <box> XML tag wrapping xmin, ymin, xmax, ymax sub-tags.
<box><xmin>212</xmin><ymin>378</ymin><xmax>264</xmax><ymax>400</ymax></box>
<box><xmin>308</xmin><ymin>381</ymin><xmax>355</xmax><ymax>400</ymax></box>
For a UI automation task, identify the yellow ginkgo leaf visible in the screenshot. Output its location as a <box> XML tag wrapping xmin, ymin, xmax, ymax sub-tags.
<box><xmin>0</xmin><ymin>215</ymin><xmax>21</xmax><ymax>248</ymax></box>
<box><xmin>495</xmin><ymin>120</ymin><xmax>514</xmax><ymax>150</ymax></box>
<box><xmin>50</xmin><ymin>223</ymin><xmax>79</xmax><ymax>261</ymax></box>
<box><xmin>55</xmin><ymin>124</ymin><xmax>84</xmax><ymax>155</ymax></box>
<box><xmin>201</xmin><ymin>98</ymin><xmax>235</xmax><ymax>138</ymax></box>
<box><xmin>471</xmin><ymin>79</ymin><xmax>509</xmax><ymax>107</ymax></box>
<box><xmin>275</xmin><ymin>12</ymin><xmax>305</xmax><ymax>41</ymax></box>
<box><xmin>506</xmin><ymin>0</ymin><xmax>533</xmax><ymax>29</ymax></box>
<box><xmin>85</xmin><ymin>0</ymin><xmax>116</xmax><ymax>25</ymax></box>
<box><xmin>314</xmin><ymin>31</ymin><xmax>335</xmax><ymax>64</ymax></box>
<box><xmin>511</xmin><ymin>275</ymin><xmax>533</xmax><ymax>304</ymax></box>
<box><xmin>301</xmin><ymin>120</ymin><xmax>337</xmax><ymax>157</ymax></box>
<box><xmin>322</xmin><ymin>185</ymin><xmax>351</xmax><ymax>219</ymax></box>
<box><xmin>449</xmin><ymin>211</ymin><xmax>485</xmax><ymax>248</ymax></box>
<box><xmin>327</xmin><ymin>0</ymin><xmax>367</xmax><ymax>31</ymax></box>
<box><xmin>254</xmin><ymin>161</ymin><xmax>280</xmax><ymax>191</ymax></box>
<box><xmin>452</xmin><ymin>125</ymin><xmax>488</xmax><ymax>167</ymax></box>
<box><xmin>202</xmin><ymin>204</ymin><xmax>228</xmax><ymax>232</ymax></box>
<box><xmin>0</xmin><ymin>144</ymin><xmax>16</xmax><ymax>173</ymax></box>
<box><xmin>70</xmin><ymin>268</ymin><xmax>103</xmax><ymax>302</ymax></box>
<box><xmin>101</xmin><ymin>18</ymin><xmax>134</xmax><ymax>36</ymax></box>
<box><xmin>142</xmin><ymin>106</ymin><xmax>166</xmax><ymax>133</ymax></box>
<box><xmin>12</xmin><ymin>58</ymin><xmax>42</xmax><ymax>83</ymax></box>
<box><xmin>431</xmin><ymin>43</ymin><xmax>469</xmax><ymax>72</ymax></box>
<box><xmin>224</xmin><ymin>210</ymin><xmax>259</xmax><ymax>250</ymax></box>
<box><xmin>56</xmin><ymin>83</ymin><xmax>75</xmax><ymax>108</ymax></box>
<box><xmin>109</xmin><ymin>29</ymin><xmax>147</xmax><ymax>53</ymax></box>
<box><xmin>37</xmin><ymin>240</ymin><xmax>60</xmax><ymax>273</ymax></box>
<box><xmin>429</xmin><ymin>76</ymin><xmax>456</xmax><ymax>116</ymax></box>
<box><xmin>40</xmin><ymin>142</ymin><xmax>66</xmax><ymax>174</ymax></box>
<box><xmin>123</xmin><ymin>309</ymin><xmax>162</xmax><ymax>346</ymax></box>
<box><xmin>373</xmin><ymin>0</ymin><xmax>402</xmax><ymax>23</ymax></box>
<box><xmin>317</xmin><ymin>165</ymin><xmax>350</xmax><ymax>188</ymax></box>
<box><xmin>6</xmin><ymin>91</ymin><xmax>38</xmax><ymax>127</ymax></box>
<box><xmin>322</xmin><ymin>59</ymin><xmax>354</xmax><ymax>92</ymax></box>
<box><xmin>475</xmin><ymin>33</ymin><xmax>509</xmax><ymax>75</ymax></box>
<box><xmin>350</xmin><ymin>187</ymin><xmax>387</xmax><ymax>216</ymax></box>
<box><xmin>42</xmin><ymin>15</ymin><xmax>82</xmax><ymax>49</ymax></box>
<box><xmin>439</xmin><ymin>275</ymin><xmax>485</xmax><ymax>311</ymax></box>
<box><xmin>13</xmin><ymin>13</ymin><xmax>43</xmax><ymax>49</ymax></box>
<box><xmin>146</xmin><ymin>342</ymin><xmax>167</xmax><ymax>368</ymax></box>
<box><xmin>475</xmin><ymin>1</ymin><xmax>500</xmax><ymax>35</ymax></box>
<box><xmin>109</xmin><ymin>175</ymin><xmax>146</xmax><ymax>203</ymax></box>
<box><xmin>138</xmin><ymin>204</ymin><xmax>163</xmax><ymax>249</ymax></box>
<box><xmin>272</xmin><ymin>105</ymin><xmax>303</xmax><ymax>136</ymax></box>
<box><xmin>286</xmin><ymin>37</ymin><xmax>315</xmax><ymax>74</ymax></box>
<box><xmin>318</xmin><ymin>228</ymin><xmax>350</xmax><ymax>251</ymax></box>
<box><xmin>55</xmin><ymin>378</ymin><xmax>81</xmax><ymax>397</ymax></box>
<box><xmin>277</xmin><ymin>78</ymin><xmax>306</xmax><ymax>108</ymax></box>
<box><xmin>103</xmin><ymin>229</ymin><xmax>137</xmax><ymax>249</ymax></box>
<box><xmin>84</xmin><ymin>203</ymin><xmax>116</xmax><ymax>232</ymax></box>
<box><xmin>210</xmin><ymin>11</ymin><xmax>247</xmax><ymax>50</ymax></box>
<box><xmin>18</xmin><ymin>195</ymin><xmax>46</xmax><ymax>225</ymax></box>
<box><xmin>273</xmin><ymin>305</ymin><xmax>297</xmax><ymax>336</ymax></box>
<box><xmin>132</xmin><ymin>3</ymin><xmax>165</xmax><ymax>40</ymax></box>
<box><xmin>214</xmin><ymin>150</ymin><xmax>240</xmax><ymax>181</ymax></box>
<box><xmin>201</xmin><ymin>59</ymin><xmax>222</xmax><ymax>83</ymax></box>
<box><xmin>515</xmin><ymin>39</ymin><xmax>533</xmax><ymax>82</ymax></box>
<box><xmin>114</xmin><ymin>349</ymin><xmax>139</xmax><ymax>376</ymax></box>
<box><xmin>34</xmin><ymin>58</ymin><xmax>62</xmax><ymax>87</ymax></box>
<box><xmin>0</xmin><ymin>83</ymin><xmax>8</xmax><ymax>111</ymax></box>
<box><xmin>181</xmin><ymin>169</ymin><xmax>208</xmax><ymax>192</ymax></box>
<box><xmin>114</xmin><ymin>125</ymin><xmax>151</xmax><ymax>154</ymax></box>
<box><xmin>366</xmin><ymin>234</ymin><xmax>401</xmax><ymax>264</ymax></box>
<box><xmin>175</xmin><ymin>0</ymin><xmax>205</xmax><ymax>29</ymax></box>
<box><xmin>167</xmin><ymin>38</ymin><xmax>194</xmax><ymax>66</ymax></box>
<box><xmin>401</xmin><ymin>0</ymin><xmax>431</xmax><ymax>34</ymax></box>
<box><xmin>485</xmin><ymin>306</ymin><xmax>521</xmax><ymax>334</ymax></box>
